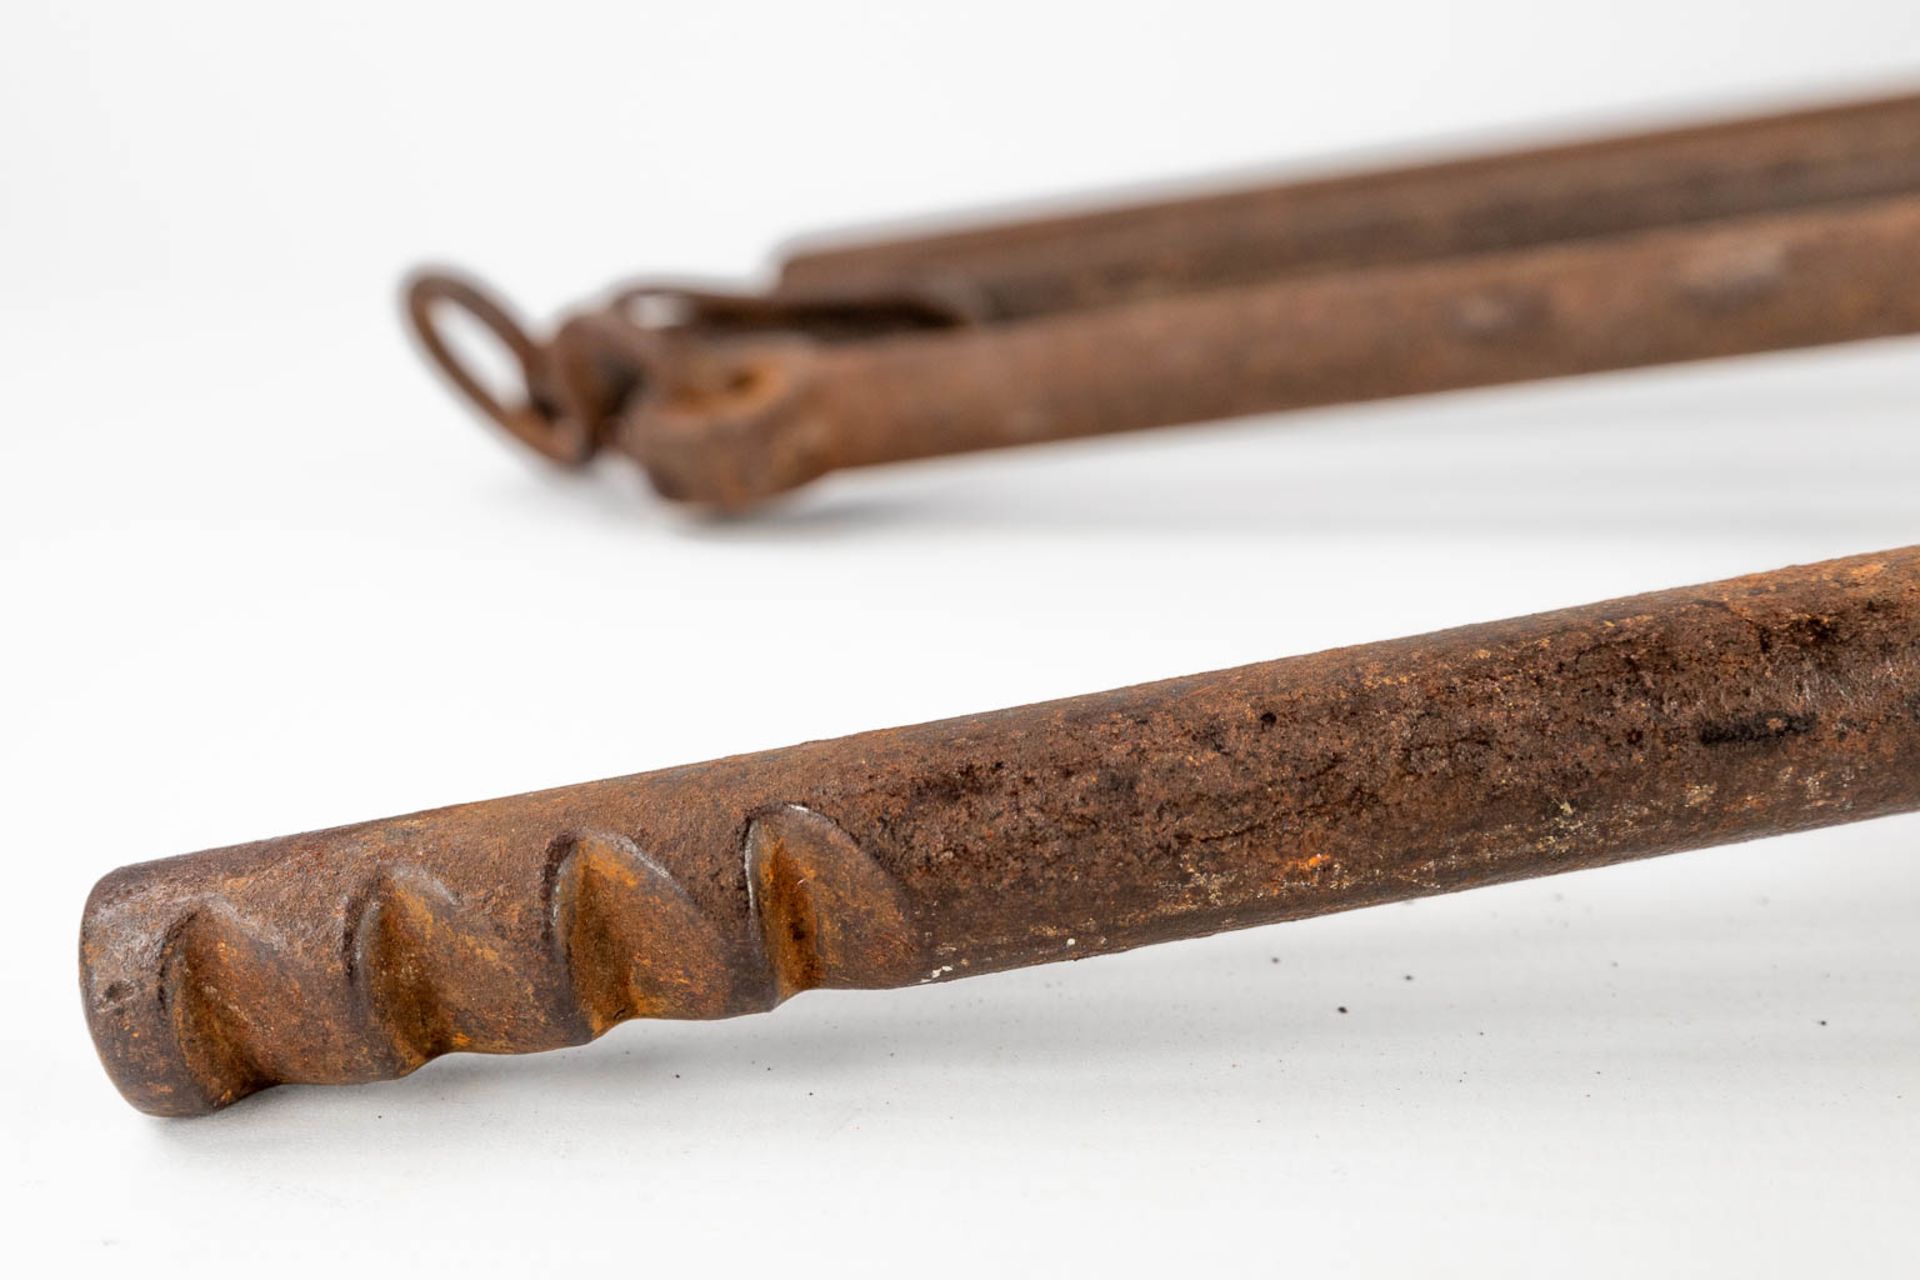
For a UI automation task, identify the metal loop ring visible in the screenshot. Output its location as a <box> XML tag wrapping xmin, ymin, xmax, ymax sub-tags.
<box><xmin>404</xmin><ymin>271</ymin><xmax>595</xmax><ymax>466</ymax></box>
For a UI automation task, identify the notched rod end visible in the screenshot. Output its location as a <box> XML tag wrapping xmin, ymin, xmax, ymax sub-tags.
<box><xmin>79</xmin><ymin>863</ymin><xmax>260</xmax><ymax>1117</ymax></box>
<box><xmin>77</xmin><ymin>800</ymin><xmax>929</xmax><ymax>1116</ymax></box>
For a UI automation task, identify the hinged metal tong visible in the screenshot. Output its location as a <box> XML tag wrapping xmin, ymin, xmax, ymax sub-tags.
<box><xmin>409</xmin><ymin>90</ymin><xmax>1920</xmax><ymax>508</ymax></box>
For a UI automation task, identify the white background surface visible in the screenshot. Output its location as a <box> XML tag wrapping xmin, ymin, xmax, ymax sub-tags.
<box><xmin>4</xmin><ymin>3</ymin><xmax>1918</xmax><ymax>1275</ymax></box>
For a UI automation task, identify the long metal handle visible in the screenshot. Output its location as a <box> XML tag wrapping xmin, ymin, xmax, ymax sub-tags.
<box><xmin>82</xmin><ymin>547</ymin><xmax>1920</xmax><ymax>1114</ymax></box>
<box><xmin>629</xmin><ymin>192</ymin><xmax>1920</xmax><ymax>506</ymax></box>
<box><xmin>776</xmin><ymin>91</ymin><xmax>1920</xmax><ymax>319</ymax></box>
<box><xmin>405</xmin><ymin>90</ymin><xmax>1920</xmax><ymax>507</ymax></box>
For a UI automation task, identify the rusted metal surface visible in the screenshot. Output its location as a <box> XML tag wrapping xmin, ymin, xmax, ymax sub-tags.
<box><xmin>626</xmin><ymin>195</ymin><xmax>1920</xmax><ymax>506</ymax></box>
<box><xmin>778</xmin><ymin>90</ymin><xmax>1920</xmax><ymax>318</ymax></box>
<box><xmin>82</xmin><ymin>547</ymin><xmax>1920</xmax><ymax>1115</ymax></box>
<box><xmin>407</xmin><ymin>90</ymin><xmax>1920</xmax><ymax>508</ymax></box>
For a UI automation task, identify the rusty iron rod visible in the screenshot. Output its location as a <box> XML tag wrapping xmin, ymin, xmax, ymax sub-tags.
<box><xmin>628</xmin><ymin>194</ymin><xmax>1920</xmax><ymax>505</ymax></box>
<box><xmin>406</xmin><ymin>90</ymin><xmax>1920</xmax><ymax>507</ymax></box>
<box><xmin>778</xmin><ymin>90</ymin><xmax>1920</xmax><ymax>319</ymax></box>
<box><xmin>82</xmin><ymin>546</ymin><xmax>1920</xmax><ymax>1115</ymax></box>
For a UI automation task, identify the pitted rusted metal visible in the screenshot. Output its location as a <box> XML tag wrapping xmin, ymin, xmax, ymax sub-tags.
<box><xmin>407</xmin><ymin>90</ymin><xmax>1920</xmax><ymax>508</ymax></box>
<box><xmin>82</xmin><ymin>547</ymin><xmax>1920</xmax><ymax>1114</ymax></box>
